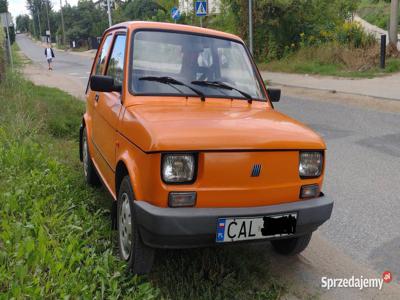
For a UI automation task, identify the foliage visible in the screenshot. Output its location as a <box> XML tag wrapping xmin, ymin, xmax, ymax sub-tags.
<box><xmin>262</xmin><ymin>42</ymin><xmax>400</xmax><ymax>78</ymax></box>
<box><xmin>357</xmin><ymin>0</ymin><xmax>395</xmax><ymax>30</ymax></box>
<box><xmin>62</xmin><ymin>1</ymin><xmax>108</xmax><ymax>40</ymax></box>
<box><xmin>0</xmin><ymin>0</ymin><xmax>7</xmax><ymax>13</ymax></box>
<box><xmin>214</xmin><ymin>0</ymin><xmax>361</xmax><ymax>61</ymax></box>
<box><xmin>16</xmin><ymin>15</ymin><xmax>31</xmax><ymax>33</ymax></box>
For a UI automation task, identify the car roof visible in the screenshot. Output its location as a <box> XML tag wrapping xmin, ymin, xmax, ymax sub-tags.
<box><xmin>108</xmin><ymin>21</ymin><xmax>244</xmax><ymax>43</ymax></box>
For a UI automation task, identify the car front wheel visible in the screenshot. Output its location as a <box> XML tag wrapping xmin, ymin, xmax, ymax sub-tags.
<box><xmin>117</xmin><ymin>175</ymin><xmax>154</xmax><ymax>275</ymax></box>
<box><xmin>271</xmin><ymin>233</ymin><xmax>312</xmax><ymax>256</ymax></box>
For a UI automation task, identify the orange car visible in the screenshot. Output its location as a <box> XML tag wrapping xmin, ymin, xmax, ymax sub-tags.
<box><xmin>79</xmin><ymin>21</ymin><xmax>333</xmax><ymax>274</ymax></box>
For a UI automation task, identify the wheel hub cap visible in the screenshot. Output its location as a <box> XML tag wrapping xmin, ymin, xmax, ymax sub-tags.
<box><xmin>119</xmin><ymin>193</ymin><xmax>132</xmax><ymax>260</ymax></box>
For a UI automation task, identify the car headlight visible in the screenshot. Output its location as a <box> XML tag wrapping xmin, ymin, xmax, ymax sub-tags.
<box><xmin>162</xmin><ymin>153</ymin><xmax>196</xmax><ymax>184</ymax></box>
<box><xmin>299</xmin><ymin>151</ymin><xmax>323</xmax><ymax>178</ymax></box>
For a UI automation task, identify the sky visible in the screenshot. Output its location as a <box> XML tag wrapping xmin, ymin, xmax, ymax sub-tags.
<box><xmin>9</xmin><ymin>0</ymin><xmax>79</xmax><ymax>21</ymax></box>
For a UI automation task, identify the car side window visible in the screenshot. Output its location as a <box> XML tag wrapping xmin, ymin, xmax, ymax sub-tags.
<box><xmin>95</xmin><ymin>34</ymin><xmax>113</xmax><ymax>75</ymax></box>
<box><xmin>106</xmin><ymin>35</ymin><xmax>126</xmax><ymax>86</ymax></box>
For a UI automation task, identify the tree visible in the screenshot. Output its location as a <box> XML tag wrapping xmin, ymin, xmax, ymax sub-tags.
<box><xmin>0</xmin><ymin>0</ymin><xmax>8</xmax><ymax>13</ymax></box>
<box><xmin>16</xmin><ymin>15</ymin><xmax>31</xmax><ymax>32</ymax></box>
<box><xmin>122</xmin><ymin>0</ymin><xmax>165</xmax><ymax>20</ymax></box>
<box><xmin>389</xmin><ymin>0</ymin><xmax>399</xmax><ymax>50</ymax></box>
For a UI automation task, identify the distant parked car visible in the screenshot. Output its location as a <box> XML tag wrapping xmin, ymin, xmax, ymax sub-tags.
<box><xmin>80</xmin><ymin>21</ymin><xmax>333</xmax><ymax>274</ymax></box>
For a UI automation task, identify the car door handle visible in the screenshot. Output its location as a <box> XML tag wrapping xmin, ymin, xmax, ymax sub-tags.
<box><xmin>95</xmin><ymin>94</ymin><xmax>99</xmax><ymax>102</ymax></box>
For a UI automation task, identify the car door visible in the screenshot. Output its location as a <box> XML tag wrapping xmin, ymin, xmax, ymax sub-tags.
<box><xmin>92</xmin><ymin>32</ymin><xmax>127</xmax><ymax>183</ymax></box>
<box><xmin>87</xmin><ymin>33</ymin><xmax>114</xmax><ymax>182</ymax></box>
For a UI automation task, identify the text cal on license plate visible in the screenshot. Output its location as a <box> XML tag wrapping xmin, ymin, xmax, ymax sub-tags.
<box><xmin>216</xmin><ymin>213</ymin><xmax>297</xmax><ymax>243</ymax></box>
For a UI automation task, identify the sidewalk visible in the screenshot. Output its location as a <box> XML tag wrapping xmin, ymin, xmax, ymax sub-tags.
<box><xmin>261</xmin><ymin>71</ymin><xmax>400</xmax><ymax>101</ymax></box>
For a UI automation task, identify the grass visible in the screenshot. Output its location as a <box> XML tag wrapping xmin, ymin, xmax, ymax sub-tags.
<box><xmin>260</xmin><ymin>43</ymin><xmax>400</xmax><ymax>78</ymax></box>
<box><xmin>0</xmin><ymin>47</ymin><xmax>285</xmax><ymax>299</ymax></box>
<box><xmin>357</xmin><ymin>0</ymin><xmax>392</xmax><ymax>30</ymax></box>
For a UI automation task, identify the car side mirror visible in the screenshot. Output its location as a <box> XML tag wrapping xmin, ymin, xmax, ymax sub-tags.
<box><xmin>267</xmin><ymin>88</ymin><xmax>281</xmax><ymax>102</ymax></box>
<box><xmin>90</xmin><ymin>75</ymin><xmax>121</xmax><ymax>93</ymax></box>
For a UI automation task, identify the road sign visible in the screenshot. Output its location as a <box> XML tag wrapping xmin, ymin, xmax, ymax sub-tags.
<box><xmin>171</xmin><ymin>7</ymin><xmax>181</xmax><ymax>21</ymax></box>
<box><xmin>195</xmin><ymin>1</ymin><xmax>207</xmax><ymax>17</ymax></box>
<box><xmin>0</xmin><ymin>13</ymin><xmax>12</xmax><ymax>28</ymax></box>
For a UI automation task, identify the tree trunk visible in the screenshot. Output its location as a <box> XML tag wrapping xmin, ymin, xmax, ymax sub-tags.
<box><xmin>389</xmin><ymin>0</ymin><xmax>399</xmax><ymax>49</ymax></box>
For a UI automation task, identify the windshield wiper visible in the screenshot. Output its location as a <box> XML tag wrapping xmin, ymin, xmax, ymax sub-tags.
<box><xmin>139</xmin><ymin>76</ymin><xmax>205</xmax><ymax>101</ymax></box>
<box><xmin>191</xmin><ymin>80</ymin><xmax>253</xmax><ymax>104</ymax></box>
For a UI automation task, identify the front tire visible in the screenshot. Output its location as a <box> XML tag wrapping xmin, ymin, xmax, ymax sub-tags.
<box><xmin>117</xmin><ymin>176</ymin><xmax>154</xmax><ymax>275</ymax></box>
<box><xmin>271</xmin><ymin>233</ymin><xmax>312</xmax><ymax>256</ymax></box>
<box><xmin>82</xmin><ymin>128</ymin><xmax>100</xmax><ymax>186</ymax></box>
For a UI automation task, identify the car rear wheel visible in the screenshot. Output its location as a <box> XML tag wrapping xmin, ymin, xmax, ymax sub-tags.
<box><xmin>117</xmin><ymin>176</ymin><xmax>154</xmax><ymax>275</ymax></box>
<box><xmin>271</xmin><ymin>233</ymin><xmax>312</xmax><ymax>256</ymax></box>
<box><xmin>82</xmin><ymin>128</ymin><xmax>100</xmax><ymax>186</ymax></box>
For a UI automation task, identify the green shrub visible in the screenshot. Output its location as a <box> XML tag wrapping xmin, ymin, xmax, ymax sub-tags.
<box><xmin>334</xmin><ymin>22</ymin><xmax>376</xmax><ymax>48</ymax></box>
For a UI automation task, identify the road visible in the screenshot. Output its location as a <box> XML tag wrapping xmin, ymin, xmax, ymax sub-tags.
<box><xmin>16</xmin><ymin>34</ymin><xmax>93</xmax><ymax>98</ymax></box>
<box><xmin>16</xmin><ymin>34</ymin><xmax>400</xmax><ymax>298</ymax></box>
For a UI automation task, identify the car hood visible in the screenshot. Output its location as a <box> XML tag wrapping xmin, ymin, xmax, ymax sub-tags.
<box><xmin>120</xmin><ymin>100</ymin><xmax>326</xmax><ymax>152</ymax></box>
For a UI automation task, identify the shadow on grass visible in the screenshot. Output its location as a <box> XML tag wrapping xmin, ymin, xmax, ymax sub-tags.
<box><xmin>151</xmin><ymin>243</ymin><xmax>284</xmax><ymax>300</ymax></box>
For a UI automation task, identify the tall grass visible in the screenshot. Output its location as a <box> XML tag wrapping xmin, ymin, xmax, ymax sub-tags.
<box><xmin>0</xmin><ymin>71</ymin><xmax>160</xmax><ymax>298</ymax></box>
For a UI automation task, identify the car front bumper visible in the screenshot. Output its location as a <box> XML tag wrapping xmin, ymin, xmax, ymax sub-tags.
<box><xmin>134</xmin><ymin>195</ymin><xmax>333</xmax><ymax>249</ymax></box>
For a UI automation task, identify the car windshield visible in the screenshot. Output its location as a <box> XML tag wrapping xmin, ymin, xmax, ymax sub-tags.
<box><xmin>130</xmin><ymin>30</ymin><xmax>266</xmax><ymax>100</ymax></box>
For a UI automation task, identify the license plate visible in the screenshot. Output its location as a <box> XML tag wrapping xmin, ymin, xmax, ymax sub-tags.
<box><xmin>216</xmin><ymin>213</ymin><xmax>297</xmax><ymax>243</ymax></box>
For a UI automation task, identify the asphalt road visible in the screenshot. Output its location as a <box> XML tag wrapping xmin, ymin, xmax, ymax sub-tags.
<box><xmin>16</xmin><ymin>34</ymin><xmax>400</xmax><ymax>296</ymax></box>
<box><xmin>16</xmin><ymin>34</ymin><xmax>93</xmax><ymax>86</ymax></box>
<box><xmin>278</xmin><ymin>93</ymin><xmax>400</xmax><ymax>278</ymax></box>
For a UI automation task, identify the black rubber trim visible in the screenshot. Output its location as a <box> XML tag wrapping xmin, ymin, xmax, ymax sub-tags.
<box><xmin>134</xmin><ymin>195</ymin><xmax>333</xmax><ymax>249</ymax></box>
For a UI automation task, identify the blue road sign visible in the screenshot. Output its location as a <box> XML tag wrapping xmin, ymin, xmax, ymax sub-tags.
<box><xmin>171</xmin><ymin>7</ymin><xmax>181</xmax><ymax>21</ymax></box>
<box><xmin>195</xmin><ymin>1</ymin><xmax>207</xmax><ymax>17</ymax></box>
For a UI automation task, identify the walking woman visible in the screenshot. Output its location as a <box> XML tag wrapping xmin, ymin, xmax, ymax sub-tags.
<box><xmin>44</xmin><ymin>44</ymin><xmax>55</xmax><ymax>70</ymax></box>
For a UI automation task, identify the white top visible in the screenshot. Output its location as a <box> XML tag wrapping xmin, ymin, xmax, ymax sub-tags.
<box><xmin>46</xmin><ymin>48</ymin><xmax>53</xmax><ymax>59</ymax></box>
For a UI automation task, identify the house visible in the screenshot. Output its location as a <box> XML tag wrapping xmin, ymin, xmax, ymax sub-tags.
<box><xmin>179</xmin><ymin>0</ymin><xmax>221</xmax><ymax>15</ymax></box>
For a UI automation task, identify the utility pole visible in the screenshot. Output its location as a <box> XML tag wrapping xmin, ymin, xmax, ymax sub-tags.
<box><xmin>31</xmin><ymin>11</ymin><xmax>37</xmax><ymax>37</ymax></box>
<box><xmin>44</xmin><ymin>0</ymin><xmax>51</xmax><ymax>43</ymax></box>
<box><xmin>4</xmin><ymin>12</ymin><xmax>13</xmax><ymax>70</ymax></box>
<box><xmin>107</xmin><ymin>0</ymin><xmax>112</xmax><ymax>27</ymax></box>
<box><xmin>59</xmin><ymin>0</ymin><xmax>66</xmax><ymax>46</ymax></box>
<box><xmin>389</xmin><ymin>0</ymin><xmax>399</xmax><ymax>49</ymax></box>
<box><xmin>37</xmin><ymin>7</ymin><xmax>42</xmax><ymax>39</ymax></box>
<box><xmin>248</xmin><ymin>0</ymin><xmax>253</xmax><ymax>54</ymax></box>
